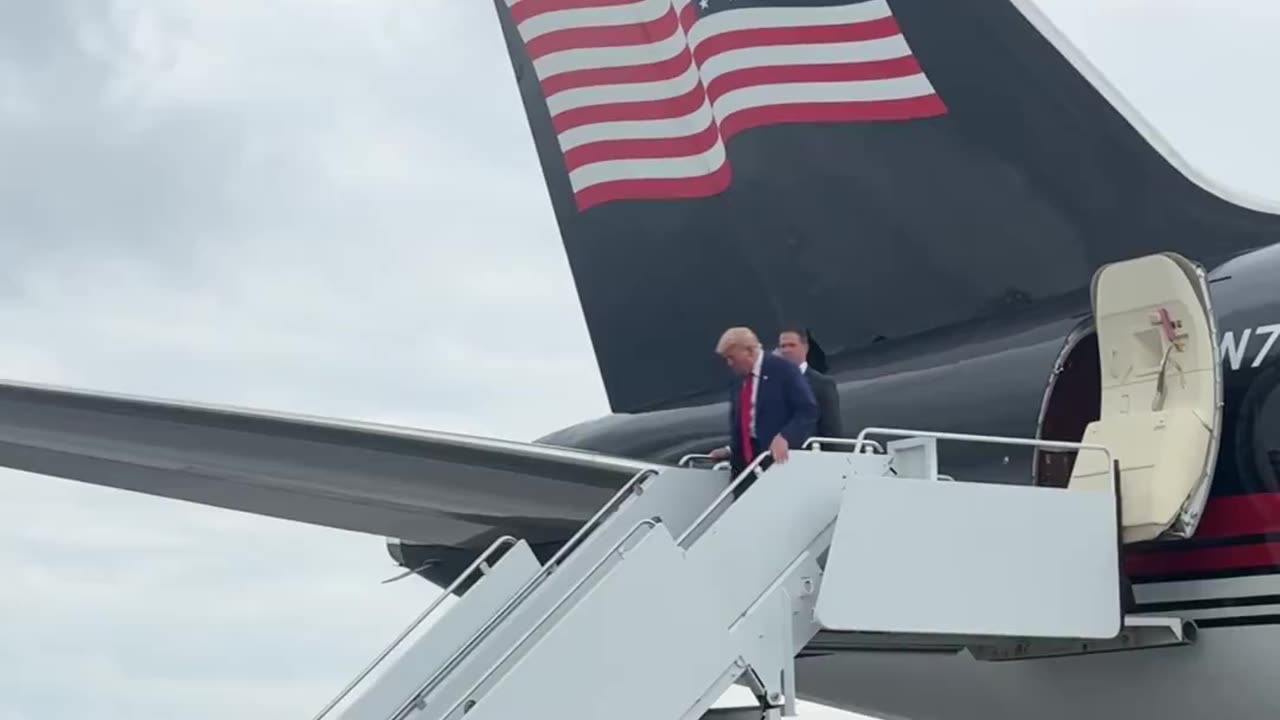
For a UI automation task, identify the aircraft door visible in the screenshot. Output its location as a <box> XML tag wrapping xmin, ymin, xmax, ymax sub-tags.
<box><xmin>1068</xmin><ymin>252</ymin><xmax>1223</xmax><ymax>543</ymax></box>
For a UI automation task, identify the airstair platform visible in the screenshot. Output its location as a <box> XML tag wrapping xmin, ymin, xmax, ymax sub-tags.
<box><xmin>313</xmin><ymin>429</ymin><xmax>1195</xmax><ymax>720</ymax></box>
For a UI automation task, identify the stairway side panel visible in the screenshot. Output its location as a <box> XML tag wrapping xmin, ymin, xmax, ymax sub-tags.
<box><xmin>459</xmin><ymin>529</ymin><xmax>733</xmax><ymax>720</ymax></box>
<box><xmin>684</xmin><ymin>453</ymin><xmax>867</xmax><ymax>616</ymax></box>
<box><xmin>815</xmin><ymin>475</ymin><xmax>1122</xmax><ymax>638</ymax></box>
<box><xmin>417</xmin><ymin>469</ymin><xmax>727</xmax><ymax>714</ymax></box>
<box><xmin>339</xmin><ymin>541</ymin><xmax>542</xmax><ymax>720</ymax></box>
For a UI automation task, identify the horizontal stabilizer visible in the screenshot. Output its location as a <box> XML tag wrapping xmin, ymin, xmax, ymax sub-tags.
<box><xmin>0</xmin><ymin>380</ymin><xmax>653</xmax><ymax>543</ymax></box>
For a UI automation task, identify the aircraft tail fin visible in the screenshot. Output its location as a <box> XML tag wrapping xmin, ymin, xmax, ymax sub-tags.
<box><xmin>493</xmin><ymin>0</ymin><xmax>1280</xmax><ymax>413</ymax></box>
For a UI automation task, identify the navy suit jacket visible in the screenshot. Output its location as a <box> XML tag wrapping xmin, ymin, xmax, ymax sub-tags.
<box><xmin>728</xmin><ymin>352</ymin><xmax>819</xmax><ymax>463</ymax></box>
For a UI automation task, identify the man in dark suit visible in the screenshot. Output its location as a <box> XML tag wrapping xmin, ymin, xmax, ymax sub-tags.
<box><xmin>708</xmin><ymin>327</ymin><xmax>818</xmax><ymax>492</ymax></box>
<box><xmin>777</xmin><ymin>326</ymin><xmax>843</xmax><ymax>440</ymax></box>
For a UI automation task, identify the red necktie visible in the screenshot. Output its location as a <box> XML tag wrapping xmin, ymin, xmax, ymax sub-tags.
<box><xmin>738</xmin><ymin>373</ymin><xmax>754</xmax><ymax>464</ymax></box>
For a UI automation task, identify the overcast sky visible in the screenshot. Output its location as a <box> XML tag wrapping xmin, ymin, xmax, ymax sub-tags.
<box><xmin>1</xmin><ymin>1</ymin><xmax>1277</xmax><ymax>719</ymax></box>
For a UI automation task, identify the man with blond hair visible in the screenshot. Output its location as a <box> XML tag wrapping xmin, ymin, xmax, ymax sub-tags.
<box><xmin>709</xmin><ymin>327</ymin><xmax>818</xmax><ymax>491</ymax></box>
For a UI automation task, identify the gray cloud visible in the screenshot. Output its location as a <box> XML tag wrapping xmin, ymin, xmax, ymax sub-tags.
<box><xmin>0</xmin><ymin>2</ymin><xmax>244</xmax><ymax>262</ymax></box>
<box><xmin>0</xmin><ymin>2</ymin><xmax>619</xmax><ymax>718</ymax></box>
<box><xmin>0</xmin><ymin>471</ymin><xmax>446</xmax><ymax>718</ymax></box>
<box><xmin>0</xmin><ymin>0</ymin><xmax>606</xmax><ymax>439</ymax></box>
<box><xmin>0</xmin><ymin>0</ymin><xmax>1276</xmax><ymax>718</ymax></box>
<box><xmin>1033</xmin><ymin>0</ymin><xmax>1280</xmax><ymax>204</ymax></box>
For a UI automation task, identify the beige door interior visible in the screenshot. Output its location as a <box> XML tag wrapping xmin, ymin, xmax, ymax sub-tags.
<box><xmin>1067</xmin><ymin>252</ymin><xmax>1223</xmax><ymax>544</ymax></box>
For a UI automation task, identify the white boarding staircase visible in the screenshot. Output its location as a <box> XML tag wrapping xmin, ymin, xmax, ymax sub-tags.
<box><xmin>313</xmin><ymin>430</ymin><xmax>1196</xmax><ymax>720</ymax></box>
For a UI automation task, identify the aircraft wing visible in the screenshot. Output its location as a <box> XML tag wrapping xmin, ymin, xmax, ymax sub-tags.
<box><xmin>0</xmin><ymin>379</ymin><xmax>652</xmax><ymax>545</ymax></box>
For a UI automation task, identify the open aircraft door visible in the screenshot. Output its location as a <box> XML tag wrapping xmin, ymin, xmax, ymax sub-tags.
<box><xmin>1069</xmin><ymin>252</ymin><xmax>1224</xmax><ymax>544</ymax></box>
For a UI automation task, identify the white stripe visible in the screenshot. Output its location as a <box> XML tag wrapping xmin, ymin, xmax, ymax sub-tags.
<box><xmin>568</xmin><ymin>137</ymin><xmax>727</xmax><ymax>191</ymax></box>
<box><xmin>556</xmin><ymin>97</ymin><xmax>716</xmax><ymax>151</ymax></box>
<box><xmin>517</xmin><ymin>0</ymin><xmax>669</xmax><ymax>43</ymax></box>
<box><xmin>547</xmin><ymin>58</ymin><xmax>700</xmax><ymax>116</ymax></box>
<box><xmin>711</xmin><ymin>74</ymin><xmax>936</xmax><ymax>123</ymax></box>
<box><xmin>1134</xmin><ymin>574</ymin><xmax>1280</xmax><ymax>604</ymax></box>
<box><xmin>696</xmin><ymin>36</ymin><xmax>913</xmax><ymax>85</ymax></box>
<box><xmin>687</xmin><ymin>0</ymin><xmax>893</xmax><ymax>51</ymax></box>
<box><xmin>532</xmin><ymin>24</ymin><xmax>687</xmax><ymax>78</ymax></box>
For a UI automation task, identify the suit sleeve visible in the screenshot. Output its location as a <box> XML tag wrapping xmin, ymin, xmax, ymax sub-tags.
<box><xmin>726</xmin><ymin>388</ymin><xmax>740</xmax><ymax>457</ymax></box>
<box><xmin>779</xmin><ymin>362</ymin><xmax>819</xmax><ymax>447</ymax></box>
<box><xmin>817</xmin><ymin>375</ymin><xmax>843</xmax><ymax>437</ymax></box>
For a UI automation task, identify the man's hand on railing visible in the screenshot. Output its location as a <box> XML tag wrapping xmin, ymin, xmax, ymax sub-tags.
<box><xmin>770</xmin><ymin>434</ymin><xmax>789</xmax><ymax>463</ymax></box>
<box><xmin>708</xmin><ymin>446</ymin><xmax>731</xmax><ymax>461</ymax></box>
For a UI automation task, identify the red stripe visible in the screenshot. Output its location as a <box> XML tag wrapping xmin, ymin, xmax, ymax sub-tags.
<box><xmin>1194</xmin><ymin>493</ymin><xmax>1280</xmax><ymax>538</ymax></box>
<box><xmin>693</xmin><ymin>16</ymin><xmax>903</xmax><ymax>68</ymax></box>
<box><xmin>705</xmin><ymin>56</ymin><xmax>925</xmax><ymax>104</ymax></box>
<box><xmin>678</xmin><ymin>2</ymin><xmax>697</xmax><ymax>32</ymax></box>
<box><xmin>510</xmin><ymin>0</ymin><xmax>640</xmax><ymax>25</ymax></box>
<box><xmin>525</xmin><ymin>6</ymin><xmax>680</xmax><ymax>61</ymax></box>
<box><xmin>552</xmin><ymin>81</ymin><xmax>706</xmax><ymax>133</ymax></box>
<box><xmin>574</xmin><ymin>161</ymin><xmax>732</xmax><ymax>211</ymax></box>
<box><xmin>1125</xmin><ymin>542</ymin><xmax>1280</xmax><ymax>578</ymax></box>
<box><xmin>718</xmin><ymin>95</ymin><xmax>948</xmax><ymax>140</ymax></box>
<box><xmin>563</xmin><ymin>121</ymin><xmax>721</xmax><ymax>171</ymax></box>
<box><xmin>523</xmin><ymin>2</ymin><xmax>949</xmax><ymax>210</ymax></box>
<box><xmin>541</xmin><ymin>48</ymin><xmax>693</xmax><ymax>96</ymax></box>
<box><xmin>1120</xmin><ymin>494</ymin><xmax>1280</xmax><ymax>579</ymax></box>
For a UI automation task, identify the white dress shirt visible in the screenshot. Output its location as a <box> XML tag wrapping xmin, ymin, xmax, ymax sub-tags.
<box><xmin>747</xmin><ymin>349</ymin><xmax>763</xmax><ymax>437</ymax></box>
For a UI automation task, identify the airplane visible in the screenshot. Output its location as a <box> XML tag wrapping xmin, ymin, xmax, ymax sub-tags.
<box><xmin>2</xmin><ymin>0</ymin><xmax>1279</xmax><ymax>717</ymax></box>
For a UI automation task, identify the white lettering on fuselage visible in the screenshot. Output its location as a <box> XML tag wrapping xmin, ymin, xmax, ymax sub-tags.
<box><xmin>1221</xmin><ymin>324</ymin><xmax>1280</xmax><ymax>371</ymax></box>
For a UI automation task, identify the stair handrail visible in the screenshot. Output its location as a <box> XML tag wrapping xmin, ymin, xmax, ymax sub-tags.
<box><xmin>675</xmin><ymin>450</ymin><xmax>773</xmax><ymax>547</ymax></box>
<box><xmin>435</xmin><ymin>517</ymin><xmax>663</xmax><ymax>720</ymax></box>
<box><xmin>852</xmin><ymin>427</ymin><xmax>1115</xmax><ymax>471</ymax></box>
<box><xmin>802</xmin><ymin>436</ymin><xmax>884</xmax><ymax>453</ymax></box>
<box><xmin>677</xmin><ymin>453</ymin><xmax>733</xmax><ymax>472</ymax></box>
<box><xmin>310</xmin><ymin>534</ymin><xmax>519</xmax><ymax>720</ymax></box>
<box><xmin>678</xmin><ymin>452</ymin><xmax>715</xmax><ymax>467</ymax></box>
<box><xmin>392</xmin><ymin>466</ymin><xmax>661</xmax><ymax>717</ymax></box>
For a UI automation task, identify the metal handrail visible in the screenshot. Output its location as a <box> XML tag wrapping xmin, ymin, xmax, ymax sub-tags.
<box><xmin>678</xmin><ymin>452</ymin><xmax>716</xmax><ymax>467</ymax></box>
<box><xmin>674</xmin><ymin>450</ymin><xmax>773</xmax><ymax>547</ymax></box>
<box><xmin>852</xmin><ymin>427</ymin><xmax>1115</xmax><ymax>473</ymax></box>
<box><xmin>311</xmin><ymin>534</ymin><xmax>518</xmax><ymax>720</ymax></box>
<box><xmin>389</xmin><ymin>467</ymin><xmax>659</xmax><ymax>718</ymax></box>
<box><xmin>440</xmin><ymin>518</ymin><xmax>662</xmax><ymax>720</ymax></box>
<box><xmin>802</xmin><ymin>436</ymin><xmax>883</xmax><ymax>454</ymax></box>
<box><xmin>678</xmin><ymin>453</ymin><xmax>734</xmax><ymax>471</ymax></box>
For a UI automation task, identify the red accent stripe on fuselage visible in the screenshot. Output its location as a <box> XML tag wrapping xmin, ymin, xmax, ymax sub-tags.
<box><xmin>1126</xmin><ymin>492</ymin><xmax>1280</xmax><ymax>581</ymax></box>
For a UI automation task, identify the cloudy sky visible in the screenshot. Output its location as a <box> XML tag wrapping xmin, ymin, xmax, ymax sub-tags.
<box><xmin>1</xmin><ymin>1</ymin><xmax>1277</xmax><ymax>718</ymax></box>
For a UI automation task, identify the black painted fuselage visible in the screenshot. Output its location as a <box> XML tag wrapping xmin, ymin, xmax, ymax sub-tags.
<box><xmin>414</xmin><ymin>0</ymin><xmax>1280</xmax><ymax>714</ymax></box>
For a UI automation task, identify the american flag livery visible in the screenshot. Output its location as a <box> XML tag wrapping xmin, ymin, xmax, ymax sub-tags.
<box><xmin>504</xmin><ymin>0</ymin><xmax>948</xmax><ymax>211</ymax></box>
